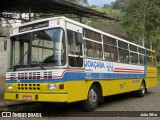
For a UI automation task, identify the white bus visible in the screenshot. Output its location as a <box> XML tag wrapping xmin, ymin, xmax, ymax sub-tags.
<box><xmin>4</xmin><ymin>17</ymin><xmax>158</xmax><ymax>111</ymax></box>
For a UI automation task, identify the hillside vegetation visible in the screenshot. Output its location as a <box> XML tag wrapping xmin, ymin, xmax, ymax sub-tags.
<box><xmin>88</xmin><ymin>0</ymin><xmax>160</xmax><ymax>57</ymax></box>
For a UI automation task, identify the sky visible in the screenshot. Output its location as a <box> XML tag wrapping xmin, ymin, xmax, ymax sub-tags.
<box><xmin>88</xmin><ymin>0</ymin><xmax>116</xmax><ymax>7</ymax></box>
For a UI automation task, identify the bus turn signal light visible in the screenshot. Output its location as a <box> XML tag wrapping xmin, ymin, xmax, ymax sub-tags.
<box><xmin>59</xmin><ymin>84</ymin><xmax>64</xmax><ymax>89</ymax></box>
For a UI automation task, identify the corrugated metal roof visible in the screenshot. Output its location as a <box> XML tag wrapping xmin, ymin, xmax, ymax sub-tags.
<box><xmin>0</xmin><ymin>0</ymin><xmax>117</xmax><ymax>20</ymax></box>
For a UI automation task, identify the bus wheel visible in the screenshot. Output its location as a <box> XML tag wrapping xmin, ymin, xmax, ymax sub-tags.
<box><xmin>81</xmin><ymin>85</ymin><xmax>99</xmax><ymax>112</ymax></box>
<box><xmin>136</xmin><ymin>81</ymin><xmax>146</xmax><ymax>97</ymax></box>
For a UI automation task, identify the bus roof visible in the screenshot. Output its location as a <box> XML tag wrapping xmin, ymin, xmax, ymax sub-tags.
<box><xmin>12</xmin><ymin>16</ymin><xmax>150</xmax><ymax>51</ymax></box>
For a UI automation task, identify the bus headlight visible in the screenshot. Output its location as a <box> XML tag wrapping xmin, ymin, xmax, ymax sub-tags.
<box><xmin>48</xmin><ymin>84</ymin><xmax>56</xmax><ymax>90</ymax></box>
<box><xmin>7</xmin><ymin>84</ymin><xmax>13</xmax><ymax>90</ymax></box>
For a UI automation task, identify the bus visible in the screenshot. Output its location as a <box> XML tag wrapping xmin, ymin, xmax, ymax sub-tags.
<box><xmin>4</xmin><ymin>16</ymin><xmax>158</xmax><ymax>111</ymax></box>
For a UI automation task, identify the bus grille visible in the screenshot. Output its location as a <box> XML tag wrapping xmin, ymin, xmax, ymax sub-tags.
<box><xmin>7</xmin><ymin>71</ymin><xmax>56</xmax><ymax>80</ymax></box>
<box><xmin>17</xmin><ymin>84</ymin><xmax>41</xmax><ymax>90</ymax></box>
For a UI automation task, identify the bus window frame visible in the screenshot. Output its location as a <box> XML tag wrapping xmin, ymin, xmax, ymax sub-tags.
<box><xmin>84</xmin><ymin>38</ymin><xmax>103</xmax><ymax>59</ymax></box>
<box><xmin>67</xmin><ymin>29</ymin><xmax>84</xmax><ymax>68</ymax></box>
<box><xmin>10</xmin><ymin>27</ymin><xmax>68</xmax><ymax>70</ymax></box>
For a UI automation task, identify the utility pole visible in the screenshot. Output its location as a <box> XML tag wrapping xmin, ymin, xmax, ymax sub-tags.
<box><xmin>28</xmin><ymin>0</ymin><xmax>31</xmax><ymax>22</ymax></box>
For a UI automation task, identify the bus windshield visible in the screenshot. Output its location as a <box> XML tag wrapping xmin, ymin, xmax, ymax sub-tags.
<box><xmin>10</xmin><ymin>28</ymin><xmax>66</xmax><ymax>69</ymax></box>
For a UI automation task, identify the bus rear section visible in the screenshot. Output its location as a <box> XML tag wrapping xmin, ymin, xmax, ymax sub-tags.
<box><xmin>145</xmin><ymin>50</ymin><xmax>158</xmax><ymax>88</ymax></box>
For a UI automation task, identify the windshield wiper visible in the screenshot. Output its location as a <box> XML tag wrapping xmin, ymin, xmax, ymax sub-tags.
<box><xmin>29</xmin><ymin>39</ymin><xmax>46</xmax><ymax>70</ymax></box>
<box><xmin>29</xmin><ymin>53</ymin><xmax>46</xmax><ymax>70</ymax></box>
<box><xmin>13</xmin><ymin>52</ymin><xmax>46</xmax><ymax>71</ymax></box>
<box><xmin>13</xmin><ymin>52</ymin><xmax>28</xmax><ymax>71</ymax></box>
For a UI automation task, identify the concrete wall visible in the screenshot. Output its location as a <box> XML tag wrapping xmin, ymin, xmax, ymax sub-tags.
<box><xmin>0</xmin><ymin>27</ymin><xmax>10</xmax><ymax>95</ymax></box>
<box><xmin>0</xmin><ymin>37</ymin><xmax>8</xmax><ymax>95</ymax></box>
<box><xmin>0</xmin><ymin>27</ymin><xmax>10</xmax><ymax>77</ymax></box>
<box><xmin>0</xmin><ymin>37</ymin><xmax>8</xmax><ymax>76</ymax></box>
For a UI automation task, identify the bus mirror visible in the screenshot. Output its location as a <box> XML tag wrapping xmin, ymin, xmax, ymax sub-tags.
<box><xmin>4</xmin><ymin>40</ymin><xmax>7</xmax><ymax>51</ymax></box>
<box><xmin>77</xmin><ymin>33</ymin><xmax>82</xmax><ymax>45</ymax></box>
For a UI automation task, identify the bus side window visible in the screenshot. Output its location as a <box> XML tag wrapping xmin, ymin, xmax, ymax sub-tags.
<box><xmin>67</xmin><ymin>29</ymin><xmax>83</xmax><ymax>67</ymax></box>
<box><xmin>67</xmin><ymin>30</ymin><xmax>82</xmax><ymax>55</ymax></box>
<box><xmin>85</xmin><ymin>40</ymin><xmax>102</xmax><ymax>58</ymax></box>
<box><xmin>85</xmin><ymin>40</ymin><xmax>94</xmax><ymax>57</ymax></box>
<box><xmin>130</xmin><ymin>52</ymin><xmax>138</xmax><ymax>64</ymax></box>
<box><xmin>111</xmin><ymin>46</ymin><xmax>118</xmax><ymax>61</ymax></box>
<box><xmin>84</xmin><ymin>29</ymin><xmax>101</xmax><ymax>42</ymax></box>
<box><xmin>88</xmin><ymin>45</ymin><xmax>94</xmax><ymax>57</ymax></box>
<box><xmin>104</xmin><ymin>44</ymin><xmax>111</xmax><ymax>60</ymax></box>
<box><xmin>139</xmin><ymin>54</ymin><xmax>144</xmax><ymax>65</ymax></box>
<box><xmin>69</xmin><ymin>56</ymin><xmax>83</xmax><ymax>67</ymax></box>
<box><xmin>94</xmin><ymin>43</ymin><xmax>102</xmax><ymax>58</ymax></box>
<box><xmin>119</xmin><ymin>48</ymin><xmax>124</xmax><ymax>62</ymax></box>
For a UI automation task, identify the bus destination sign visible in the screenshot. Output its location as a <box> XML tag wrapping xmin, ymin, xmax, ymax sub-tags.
<box><xmin>19</xmin><ymin>21</ymin><xmax>49</xmax><ymax>33</ymax></box>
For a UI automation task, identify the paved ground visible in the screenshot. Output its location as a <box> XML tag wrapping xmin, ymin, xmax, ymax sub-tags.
<box><xmin>0</xmin><ymin>95</ymin><xmax>27</xmax><ymax>108</ymax></box>
<box><xmin>0</xmin><ymin>77</ymin><xmax>26</xmax><ymax>108</ymax></box>
<box><xmin>0</xmin><ymin>76</ymin><xmax>5</xmax><ymax>96</ymax></box>
<box><xmin>40</xmin><ymin>81</ymin><xmax>160</xmax><ymax>120</ymax></box>
<box><xmin>0</xmin><ymin>79</ymin><xmax>160</xmax><ymax>120</ymax></box>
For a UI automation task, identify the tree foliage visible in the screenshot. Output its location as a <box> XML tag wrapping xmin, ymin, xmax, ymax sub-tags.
<box><xmin>87</xmin><ymin>5</ymin><xmax>125</xmax><ymax>37</ymax></box>
<box><xmin>112</xmin><ymin>0</ymin><xmax>160</xmax><ymax>53</ymax></box>
<box><xmin>112</xmin><ymin>0</ymin><xmax>129</xmax><ymax>10</ymax></box>
<box><xmin>34</xmin><ymin>0</ymin><xmax>160</xmax><ymax>55</ymax></box>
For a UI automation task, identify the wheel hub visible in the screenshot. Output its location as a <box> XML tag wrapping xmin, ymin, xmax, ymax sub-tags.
<box><xmin>141</xmin><ymin>83</ymin><xmax>145</xmax><ymax>94</ymax></box>
<box><xmin>89</xmin><ymin>89</ymin><xmax>97</xmax><ymax>106</ymax></box>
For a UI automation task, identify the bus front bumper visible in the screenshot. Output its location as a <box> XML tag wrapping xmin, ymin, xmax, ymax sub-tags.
<box><xmin>4</xmin><ymin>92</ymin><xmax>68</xmax><ymax>102</ymax></box>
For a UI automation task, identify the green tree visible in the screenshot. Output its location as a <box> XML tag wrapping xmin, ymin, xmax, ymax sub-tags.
<box><xmin>118</xmin><ymin>0</ymin><xmax>160</xmax><ymax>50</ymax></box>
<box><xmin>112</xmin><ymin>0</ymin><xmax>129</xmax><ymax>10</ymax></box>
<box><xmin>87</xmin><ymin>5</ymin><xmax>125</xmax><ymax>37</ymax></box>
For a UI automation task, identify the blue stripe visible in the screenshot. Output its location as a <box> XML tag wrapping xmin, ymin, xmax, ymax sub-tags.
<box><xmin>6</xmin><ymin>72</ymin><xmax>145</xmax><ymax>83</ymax></box>
<box><xmin>91</xmin><ymin>73</ymin><xmax>145</xmax><ymax>79</ymax></box>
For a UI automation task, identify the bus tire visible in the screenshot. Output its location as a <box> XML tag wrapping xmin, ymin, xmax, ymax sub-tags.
<box><xmin>81</xmin><ymin>85</ymin><xmax>99</xmax><ymax>112</ymax></box>
<box><xmin>136</xmin><ymin>81</ymin><xmax>147</xmax><ymax>97</ymax></box>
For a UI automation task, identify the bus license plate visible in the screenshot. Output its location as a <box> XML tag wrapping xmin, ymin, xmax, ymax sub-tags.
<box><xmin>22</xmin><ymin>95</ymin><xmax>32</xmax><ymax>100</ymax></box>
